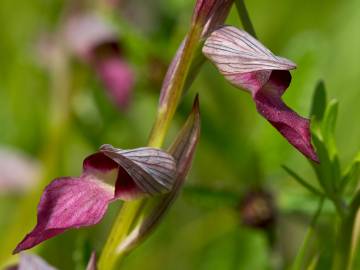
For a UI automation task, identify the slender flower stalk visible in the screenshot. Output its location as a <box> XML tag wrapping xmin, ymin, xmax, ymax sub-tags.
<box><xmin>148</xmin><ymin>25</ymin><xmax>202</xmax><ymax>148</ymax></box>
<box><xmin>333</xmin><ymin>192</ymin><xmax>360</xmax><ymax>270</ymax></box>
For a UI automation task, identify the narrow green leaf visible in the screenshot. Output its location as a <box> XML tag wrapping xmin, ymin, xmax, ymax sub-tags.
<box><xmin>291</xmin><ymin>198</ymin><xmax>324</xmax><ymax>270</ymax></box>
<box><xmin>306</xmin><ymin>254</ymin><xmax>319</xmax><ymax>270</ymax></box>
<box><xmin>340</xmin><ymin>152</ymin><xmax>360</xmax><ymax>194</ymax></box>
<box><xmin>311</xmin><ymin>134</ymin><xmax>334</xmax><ymax>194</ymax></box>
<box><xmin>310</xmin><ymin>80</ymin><xmax>327</xmax><ymax>121</ymax></box>
<box><xmin>282</xmin><ymin>165</ymin><xmax>324</xmax><ymax>197</ymax></box>
<box><xmin>321</xmin><ymin>99</ymin><xmax>338</xmax><ymax>158</ymax></box>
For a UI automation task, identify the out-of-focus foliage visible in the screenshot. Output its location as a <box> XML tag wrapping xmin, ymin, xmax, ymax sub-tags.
<box><xmin>0</xmin><ymin>0</ymin><xmax>360</xmax><ymax>269</ymax></box>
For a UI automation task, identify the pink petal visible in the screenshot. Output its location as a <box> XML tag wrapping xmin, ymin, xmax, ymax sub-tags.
<box><xmin>254</xmin><ymin>71</ymin><xmax>318</xmax><ymax>162</ymax></box>
<box><xmin>203</xmin><ymin>26</ymin><xmax>318</xmax><ymax>161</ymax></box>
<box><xmin>14</xmin><ymin>146</ymin><xmax>177</xmax><ymax>252</ymax></box>
<box><xmin>13</xmin><ymin>176</ymin><xmax>113</xmax><ymax>253</ymax></box>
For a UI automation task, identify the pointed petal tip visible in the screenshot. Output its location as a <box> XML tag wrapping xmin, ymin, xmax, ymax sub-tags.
<box><xmin>192</xmin><ymin>94</ymin><xmax>200</xmax><ymax>113</ymax></box>
<box><xmin>275</xmin><ymin>56</ymin><xmax>297</xmax><ymax>70</ymax></box>
<box><xmin>307</xmin><ymin>145</ymin><xmax>320</xmax><ymax>163</ymax></box>
<box><xmin>86</xmin><ymin>251</ymin><xmax>97</xmax><ymax>270</ymax></box>
<box><xmin>299</xmin><ymin>142</ymin><xmax>319</xmax><ymax>163</ymax></box>
<box><xmin>13</xmin><ymin>246</ymin><xmax>21</xmax><ymax>254</ymax></box>
<box><xmin>99</xmin><ymin>144</ymin><xmax>113</xmax><ymax>151</ymax></box>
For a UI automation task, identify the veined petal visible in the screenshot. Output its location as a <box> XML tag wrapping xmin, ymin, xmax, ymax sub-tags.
<box><xmin>100</xmin><ymin>145</ymin><xmax>177</xmax><ymax>197</ymax></box>
<box><xmin>203</xmin><ymin>25</ymin><xmax>318</xmax><ymax>161</ymax></box>
<box><xmin>13</xmin><ymin>176</ymin><xmax>114</xmax><ymax>253</ymax></box>
<box><xmin>203</xmin><ymin>26</ymin><xmax>296</xmax><ymax>83</ymax></box>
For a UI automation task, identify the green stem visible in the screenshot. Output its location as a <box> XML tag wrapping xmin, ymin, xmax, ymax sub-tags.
<box><xmin>332</xmin><ymin>192</ymin><xmax>360</xmax><ymax>270</ymax></box>
<box><xmin>234</xmin><ymin>0</ymin><xmax>257</xmax><ymax>38</ymax></box>
<box><xmin>97</xmin><ymin>23</ymin><xmax>203</xmax><ymax>270</ymax></box>
<box><xmin>97</xmin><ymin>200</ymin><xmax>145</xmax><ymax>269</ymax></box>
<box><xmin>147</xmin><ymin>26</ymin><xmax>202</xmax><ymax>148</ymax></box>
<box><xmin>291</xmin><ymin>198</ymin><xmax>324</xmax><ymax>270</ymax></box>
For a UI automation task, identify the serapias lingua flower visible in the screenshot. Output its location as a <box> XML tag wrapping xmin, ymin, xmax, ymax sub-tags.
<box><xmin>13</xmin><ymin>145</ymin><xmax>176</xmax><ymax>253</ymax></box>
<box><xmin>202</xmin><ymin>25</ymin><xmax>318</xmax><ymax>161</ymax></box>
<box><xmin>65</xmin><ymin>14</ymin><xmax>135</xmax><ymax>111</ymax></box>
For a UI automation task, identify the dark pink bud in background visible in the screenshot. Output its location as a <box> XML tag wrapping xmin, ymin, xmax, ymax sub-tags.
<box><xmin>239</xmin><ymin>189</ymin><xmax>276</xmax><ymax>230</ymax></box>
<box><xmin>93</xmin><ymin>43</ymin><xmax>134</xmax><ymax>110</ymax></box>
<box><xmin>14</xmin><ymin>146</ymin><xmax>176</xmax><ymax>253</ymax></box>
<box><xmin>203</xmin><ymin>26</ymin><xmax>318</xmax><ymax>162</ymax></box>
<box><xmin>65</xmin><ymin>14</ymin><xmax>134</xmax><ymax>111</ymax></box>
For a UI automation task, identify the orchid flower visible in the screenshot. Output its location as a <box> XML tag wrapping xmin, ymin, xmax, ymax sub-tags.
<box><xmin>14</xmin><ymin>145</ymin><xmax>176</xmax><ymax>253</ymax></box>
<box><xmin>65</xmin><ymin>14</ymin><xmax>134</xmax><ymax>110</ymax></box>
<box><xmin>202</xmin><ymin>26</ymin><xmax>318</xmax><ymax>161</ymax></box>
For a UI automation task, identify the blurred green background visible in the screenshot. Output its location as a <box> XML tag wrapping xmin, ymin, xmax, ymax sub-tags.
<box><xmin>0</xmin><ymin>0</ymin><xmax>359</xmax><ymax>269</ymax></box>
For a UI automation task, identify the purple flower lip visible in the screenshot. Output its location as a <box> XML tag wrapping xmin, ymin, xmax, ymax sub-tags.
<box><xmin>13</xmin><ymin>145</ymin><xmax>176</xmax><ymax>253</ymax></box>
<box><xmin>203</xmin><ymin>26</ymin><xmax>318</xmax><ymax>162</ymax></box>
